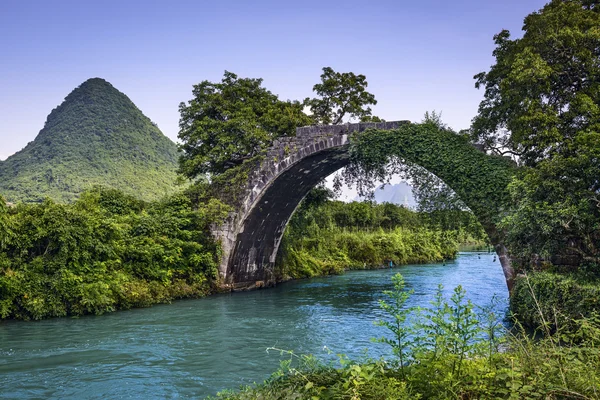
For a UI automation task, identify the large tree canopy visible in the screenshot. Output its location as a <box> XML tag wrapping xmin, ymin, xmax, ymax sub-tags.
<box><xmin>471</xmin><ymin>0</ymin><xmax>600</xmax><ymax>165</ymax></box>
<box><xmin>472</xmin><ymin>0</ymin><xmax>600</xmax><ymax>264</ymax></box>
<box><xmin>305</xmin><ymin>67</ymin><xmax>378</xmax><ymax>125</ymax></box>
<box><xmin>178</xmin><ymin>68</ymin><xmax>378</xmax><ymax>179</ymax></box>
<box><xmin>178</xmin><ymin>71</ymin><xmax>312</xmax><ymax>178</ymax></box>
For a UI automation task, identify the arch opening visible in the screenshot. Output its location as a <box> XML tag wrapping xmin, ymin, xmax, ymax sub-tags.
<box><xmin>214</xmin><ymin>122</ymin><xmax>515</xmax><ymax>291</ymax></box>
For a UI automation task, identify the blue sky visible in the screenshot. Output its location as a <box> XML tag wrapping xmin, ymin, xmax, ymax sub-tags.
<box><xmin>0</xmin><ymin>0</ymin><xmax>548</xmax><ymax>160</ymax></box>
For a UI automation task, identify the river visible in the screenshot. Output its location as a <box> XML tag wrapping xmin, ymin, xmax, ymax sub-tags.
<box><xmin>0</xmin><ymin>252</ymin><xmax>507</xmax><ymax>399</ymax></box>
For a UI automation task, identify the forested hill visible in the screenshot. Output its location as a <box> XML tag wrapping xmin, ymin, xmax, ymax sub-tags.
<box><xmin>0</xmin><ymin>78</ymin><xmax>180</xmax><ymax>203</ymax></box>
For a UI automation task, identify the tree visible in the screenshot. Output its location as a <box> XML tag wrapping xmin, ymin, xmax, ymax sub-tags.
<box><xmin>305</xmin><ymin>67</ymin><xmax>378</xmax><ymax>125</ymax></box>
<box><xmin>0</xmin><ymin>196</ymin><xmax>9</xmax><ymax>250</ymax></box>
<box><xmin>472</xmin><ymin>0</ymin><xmax>600</xmax><ymax>265</ymax></box>
<box><xmin>471</xmin><ymin>0</ymin><xmax>600</xmax><ymax>165</ymax></box>
<box><xmin>178</xmin><ymin>71</ymin><xmax>312</xmax><ymax>178</ymax></box>
<box><xmin>178</xmin><ymin>68</ymin><xmax>381</xmax><ymax>183</ymax></box>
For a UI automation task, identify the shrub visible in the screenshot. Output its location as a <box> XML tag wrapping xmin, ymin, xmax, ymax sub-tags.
<box><xmin>510</xmin><ymin>271</ymin><xmax>600</xmax><ymax>331</ymax></box>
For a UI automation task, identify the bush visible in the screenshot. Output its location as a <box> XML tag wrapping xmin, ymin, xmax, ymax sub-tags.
<box><xmin>510</xmin><ymin>271</ymin><xmax>600</xmax><ymax>331</ymax></box>
<box><xmin>0</xmin><ymin>187</ymin><xmax>228</xmax><ymax>320</ymax></box>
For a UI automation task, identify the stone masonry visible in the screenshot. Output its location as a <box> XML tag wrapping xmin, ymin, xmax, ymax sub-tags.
<box><xmin>212</xmin><ymin>121</ymin><xmax>408</xmax><ymax>290</ymax></box>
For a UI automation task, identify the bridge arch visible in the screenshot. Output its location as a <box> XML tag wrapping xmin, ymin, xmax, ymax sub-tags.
<box><xmin>213</xmin><ymin>121</ymin><xmax>516</xmax><ymax>291</ymax></box>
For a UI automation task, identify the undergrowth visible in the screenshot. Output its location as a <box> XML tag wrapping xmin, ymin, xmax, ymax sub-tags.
<box><xmin>213</xmin><ymin>274</ymin><xmax>600</xmax><ymax>400</ymax></box>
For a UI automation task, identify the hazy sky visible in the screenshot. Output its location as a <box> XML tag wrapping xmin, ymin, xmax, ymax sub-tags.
<box><xmin>0</xmin><ymin>0</ymin><xmax>548</xmax><ymax>161</ymax></box>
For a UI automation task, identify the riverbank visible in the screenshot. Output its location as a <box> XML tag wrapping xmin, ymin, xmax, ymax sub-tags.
<box><xmin>0</xmin><ymin>189</ymin><xmax>486</xmax><ymax>321</ymax></box>
<box><xmin>276</xmin><ymin>195</ymin><xmax>487</xmax><ymax>281</ymax></box>
<box><xmin>214</xmin><ymin>271</ymin><xmax>600</xmax><ymax>400</ymax></box>
<box><xmin>0</xmin><ymin>253</ymin><xmax>508</xmax><ymax>399</ymax></box>
<box><xmin>0</xmin><ymin>188</ymin><xmax>228</xmax><ymax>321</ymax></box>
<box><xmin>277</xmin><ymin>227</ymin><xmax>464</xmax><ymax>281</ymax></box>
<box><xmin>215</xmin><ymin>324</ymin><xmax>600</xmax><ymax>400</ymax></box>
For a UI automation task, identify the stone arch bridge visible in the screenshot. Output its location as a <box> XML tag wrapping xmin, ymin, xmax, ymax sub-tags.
<box><xmin>213</xmin><ymin>121</ymin><xmax>516</xmax><ymax>291</ymax></box>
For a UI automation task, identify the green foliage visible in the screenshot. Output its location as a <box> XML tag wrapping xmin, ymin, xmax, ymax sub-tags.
<box><xmin>186</xmin><ymin>156</ymin><xmax>264</xmax><ymax>208</ymax></box>
<box><xmin>217</xmin><ymin>277</ymin><xmax>600</xmax><ymax>400</ymax></box>
<box><xmin>0</xmin><ymin>187</ymin><xmax>229</xmax><ymax>320</ymax></box>
<box><xmin>177</xmin><ymin>67</ymin><xmax>381</xmax><ymax>199</ymax></box>
<box><xmin>375</xmin><ymin>279</ymin><xmax>502</xmax><ymax>394</ymax></box>
<box><xmin>277</xmin><ymin>197</ymin><xmax>485</xmax><ymax>279</ymax></box>
<box><xmin>471</xmin><ymin>0</ymin><xmax>600</xmax><ymax>165</ymax></box>
<box><xmin>471</xmin><ymin>0</ymin><xmax>600</xmax><ymax>265</ymax></box>
<box><xmin>0</xmin><ymin>78</ymin><xmax>180</xmax><ymax>203</ymax></box>
<box><xmin>0</xmin><ymin>195</ymin><xmax>9</xmax><ymax>250</ymax></box>
<box><xmin>214</xmin><ymin>353</ymin><xmax>415</xmax><ymax>400</ymax></box>
<box><xmin>500</xmin><ymin>147</ymin><xmax>600</xmax><ymax>265</ymax></box>
<box><xmin>279</xmin><ymin>227</ymin><xmax>458</xmax><ymax>279</ymax></box>
<box><xmin>403</xmin><ymin>111</ymin><xmax>470</xmax><ymax>213</ymax></box>
<box><xmin>178</xmin><ymin>71</ymin><xmax>312</xmax><ymax>178</ymax></box>
<box><xmin>511</xmin><ymin>272</ymin><xmax>600</xmax><ymax>331</ymax></box>
<box><xmin>374</xmin><ymin>273</ymin><xmax>414</xmax><ymax>376</ymax></box>
<box><xmin>304</xmin><ymin>67</ymin><xmax>378</xmax><ymax>125</ymax></box>
<box><xmin>343</xmin><ymin>122</ymin><xmax>516</xmax><ymax>233</ymax></box>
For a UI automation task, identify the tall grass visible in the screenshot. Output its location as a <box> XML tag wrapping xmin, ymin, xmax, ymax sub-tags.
<box><xmin>214</xmin><ymin>274</ymin><xmax>600</xmax><ymax>399</ymax></box>
<box><xmin>277</xmin><ymin>225</ymin><xmax>458</xmax><ymax>279</ymax></box>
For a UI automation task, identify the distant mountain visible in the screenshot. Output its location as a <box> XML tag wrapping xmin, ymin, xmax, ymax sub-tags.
<box><xmin>0</xmin><ymin>78</ymin><xmax>180</xmax><ymax>203</ymax></box>
<box><xmin>356</xmin><ymin>182</ymin><xmax>416</xmax><ymax>208</ymax></box>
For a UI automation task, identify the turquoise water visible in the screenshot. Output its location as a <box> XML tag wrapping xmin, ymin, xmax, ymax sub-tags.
<box><xmin>0</xmin><ymin>252</ymin><xmax>507</xmax><ymax>399</ymax></box>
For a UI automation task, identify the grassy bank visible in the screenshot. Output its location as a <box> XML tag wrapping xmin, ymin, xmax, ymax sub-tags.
<box><xmin>277</xmin><ymin>191</ymin><xmax>487</xmax><ymax>280</ymax></box>
<box><xmin>278</xmin><ymin>226</ymin><xmax>458</xmax><ymax>279</ymax></box>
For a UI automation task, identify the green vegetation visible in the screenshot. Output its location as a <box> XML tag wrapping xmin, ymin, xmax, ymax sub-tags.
<box><xmin>343</xmin><ymin>120</ymin><xmax>515</xmax><ymax>245</ymax></box>
<box><xmin>335</xmin><ymin>0</ymin><xmax>600</xmax><ymax>327</ymax></box>
<box><xmin>279</xmin><ymin>227</ymin><xmax>457</xmax><ymax>279</ymax></box>
<box><xmin>511</xmin><ymin>272</ymin><xmax>600</xmax><ymax>331</ymax></box>
<box><xmin>0</xmin><ymin>78</ymin><xmax>180</xmax><ymax>203</ymax></box>
<box><xmin>277</xmin><ymin>188</ymin><xmax>487</xmax><ymax>279</ymax></box>
<box><xmin>471</xmin><ymin>0</ymin><xmax>600</xmax><ymax>267</ymax></box>
<box><xmin>177</xmin><ymin>71</ymin><xmax>312</xmax><ymax>178</ymax></box>
<box><xmin>0</xmin><ymin>181</ymin><xmax>488</xmax><ymax>321</ymax></box>
<box><xmin>215</xmin><ymin>274</ymin><xmax>600</xmax><ymax>400</ymax></box>
<box><xmin>177</xmin><ymin>67</ymin><xmax>378</xmax><ymax>187</ymax></box>
<box><xmin>304</xmin><ymin>67</ymin><xmax>379</xmax><ymax>125</ymax></box>
<box><xmin>467</xmin><ymin>0</ymin><xmax>600</xmax><ymax>328</ymax></box>
<box><xmin>210</xmin><ymin>2</ymin><xmax>600</xmax><ymax>398</ymax></box>
<box><xmin>0</xmin><ymin>188</ymin><xmax>228</xmax><ymax>320</ymax></box>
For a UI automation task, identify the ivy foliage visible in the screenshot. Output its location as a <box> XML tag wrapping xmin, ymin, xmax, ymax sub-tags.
<box><xmin>0</xmin><ymin>187</ymin><xmax>229</xmax><ymax>320</ymax></box>
<box><xmin>342</xmin><ymin>122</ymin><xmax>516</xmax><ymax>239</ymax></box>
